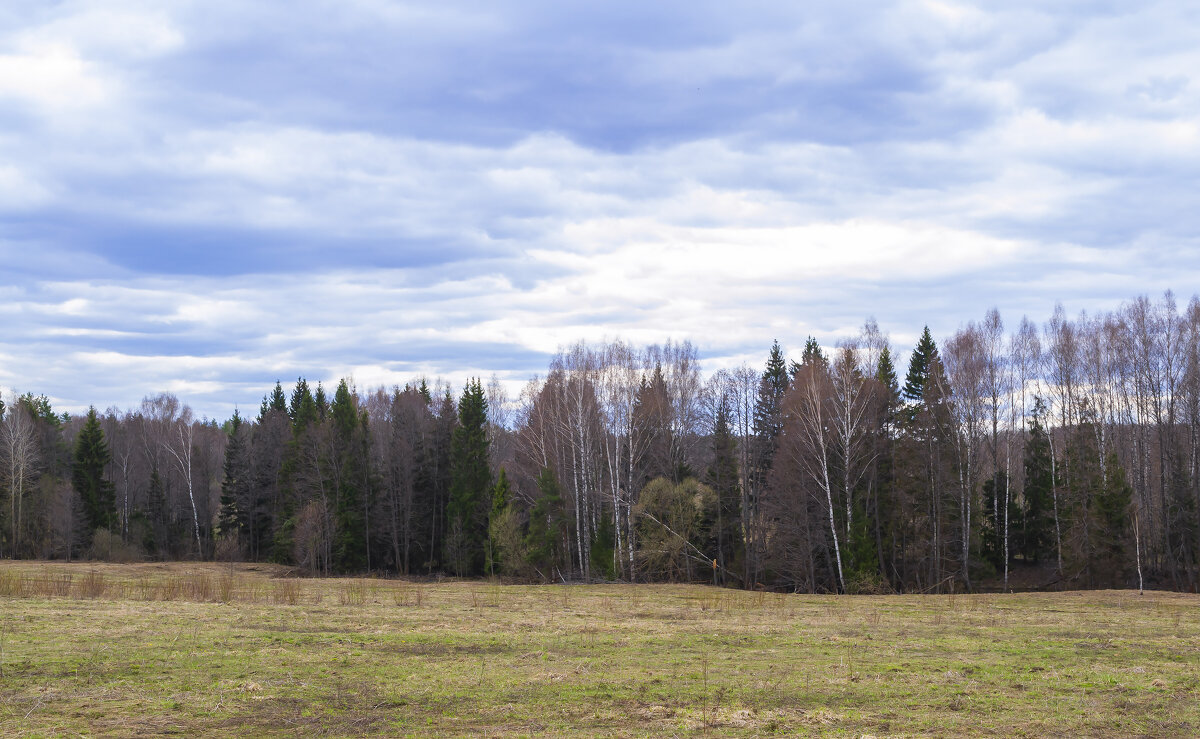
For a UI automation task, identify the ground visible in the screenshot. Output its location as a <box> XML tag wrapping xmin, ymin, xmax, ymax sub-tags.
<box><xmin>0</xmin><ymin>561</ymin><xmax>1197</xmax><ymax>737</ymax></box>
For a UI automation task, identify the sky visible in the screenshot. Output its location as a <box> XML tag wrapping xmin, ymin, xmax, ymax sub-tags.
<box><xmin>1</xmin><ymin>1</ymin><xmax>1198</xmax><ymax>419</ymax></box>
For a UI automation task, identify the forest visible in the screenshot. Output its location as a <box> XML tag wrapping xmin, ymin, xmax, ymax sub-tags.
<box><xmin>2</xmin><ymin>291</ymin><xmax>1198</xmax><ymax>594</ymax></box>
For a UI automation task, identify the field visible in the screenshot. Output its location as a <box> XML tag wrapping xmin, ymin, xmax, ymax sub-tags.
<box><xmin>0</xmin><ymin>562</ymin><xmax>1197</xmax><ymax>737</ymax></box>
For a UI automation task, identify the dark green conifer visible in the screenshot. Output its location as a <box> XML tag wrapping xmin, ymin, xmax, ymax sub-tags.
<box><xmin>72</xmin><ymin>407</ymin><xmax>116</xmax><ymax>536</ymax></box>
<box><xmin>445</xmin><ymin>379</ymin><xmax>490</xmax><ymax>575</ymax></box>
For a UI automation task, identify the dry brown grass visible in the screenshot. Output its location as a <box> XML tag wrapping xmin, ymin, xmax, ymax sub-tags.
<box><xmin>0</xmin><ymin>561</ymin><xmax>1197</xmax><ymax>737</ymax></box>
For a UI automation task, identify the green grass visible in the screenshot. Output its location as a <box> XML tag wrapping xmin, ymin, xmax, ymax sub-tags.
<box><xmin>0</xmin><ymin>561</ymin><xmax>1197</xmax><ymax>736</ymax></box>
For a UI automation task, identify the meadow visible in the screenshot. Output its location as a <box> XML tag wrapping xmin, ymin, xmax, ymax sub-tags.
<box><xmin>0</xmin><ymin>562</ymin><xmax>1197</xmax><ymax>737</ymax></box>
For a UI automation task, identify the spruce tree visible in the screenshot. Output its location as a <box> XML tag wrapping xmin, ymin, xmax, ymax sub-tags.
<box><xmin>145</xmin><ymin>467</ymin><xmax>166</xmax><ymax>555</ymax></box>
<box><xmin>217</xmin><ymin>409</ymin><xmax>250</xmax><ymax>542</ymax></box>
<box><xmin>314</xmin><ymin>382</ymin><xmax>329</xmax><ymax>421</ymax></box>
<box><xmin>800</xmin><ymin>336</ymin><xmax>827</xmax><ymax>370</ymax></box>
<box><xmin>445</xmin><ymin>379</ymin><xmax>490</xmax><ymax>575</ymax></box>
<box><xmin>289</xmin><ymin>378</ymin><xmax>317</xmax><ymax>431</ymax></box>
<box><xmin>705</xmin><ymin>399</ymin><xmax>741</xmax><ymax>585</ymax></box>
<box><xmin>752</xmin><ymin>340</ymin><xmax>788</xmax><ymax>468</ymax></box>
<box><xmin>526</xmin><ymin>468</ymin><xmax>565</xmax><ymax>580</ymax></box>
<box><xmin>330</xmin><ymin>379</ymin><xmax>368</xmax><ymax>571</ymax></box>
<box><xmin>1022</xmin><ymin>398</ymin><xmax>1055</xmax><ymax>563</ymax></box>
<box><xmin>871</xmin><ymin>346</ymin><xmax>901</xmax><ymax>587</ymax></box>
<box><xmin>486</xmin><ymin>468</ymin><xmax>512</xmax><ymax>575</ymax></box>
<box><xmin>260</xmin><ymin>381</ymin><xmax>287</xmax><ymax>421</ymax></box>
<box><xmin>747</xmin><ymin>340</ymin><xmax>788</xmax><ymax>585</ymax></box>
<box><xmin>1091</xmin><ymin>453</ymin><xmax>1133</xmax><ymax>586</ymax></box>
<box><xmin>72</xmin><ymin>407</ymin><xmax>116</xmax><ymax>537</ymax></box>
<box><xmin>902</xmin><ymin>326</ymin><xmax>938</xmax><ymax>404</ymax></box>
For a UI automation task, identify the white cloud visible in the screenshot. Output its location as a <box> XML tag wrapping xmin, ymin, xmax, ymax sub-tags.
<box><xmin>0</xmin><ymin>43</ymin><xmax>112</xmax><ymax>111</ymax></box>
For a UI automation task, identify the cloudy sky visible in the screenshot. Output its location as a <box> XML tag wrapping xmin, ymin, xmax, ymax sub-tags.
<box><xmin>1</xmin><ymin>1</ymin><xmax>1197</xmax><ymax>418</ymax></box>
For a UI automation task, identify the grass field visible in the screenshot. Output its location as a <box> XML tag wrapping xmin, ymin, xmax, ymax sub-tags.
<box><xmin>0</xmin><ymin>562</ymin><xmax>1197</xmax><ymax>737</ymax></box>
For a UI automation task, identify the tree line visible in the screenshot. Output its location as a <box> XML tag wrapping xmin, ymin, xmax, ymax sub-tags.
<box><xmin>2</xmin><ymin>291</ymin><xmax>1198</xmax><ymax>592</ymax></box>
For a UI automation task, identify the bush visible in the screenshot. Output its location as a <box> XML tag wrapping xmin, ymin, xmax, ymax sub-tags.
<box><xmin>88</xmin><ymin>528</ymin><xmax>144</xmax><ymax>563</ymax></box>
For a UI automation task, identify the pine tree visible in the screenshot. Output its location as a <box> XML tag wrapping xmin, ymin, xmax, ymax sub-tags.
<box><xmin>445</xmin><ymin>379</ymin><xmax>491</xmax><ymax>575</ymax></box>
<box><xmin>72</xmin><ymin>407</ymin><xmax>116</xmax><ymax>537</ymax></box>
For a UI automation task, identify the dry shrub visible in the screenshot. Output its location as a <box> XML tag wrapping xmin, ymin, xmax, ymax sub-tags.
<box><xmin>77</xmin><ymin>571</ymin><xmax>107</xmax><ymax>599</ymax></box>
<box><xmin>845</xmin><ymin>572</ymin><xmax>893</xmax><ymax>595</ymax></box>
<box><xmin>158</xmin><ymin>578</ymin><xmax>182</xmax><ymax>601</ymax></box>
<box><xmin>48</xmin><ymin>573</ymin><xmax>74</xmax><ymax>597</ymax></box>
<box><xmin>184</xmin><ymin>574</ymin><xmax>213</xmax><ymax>602</ymax></box>
<box><xmin>393</xmin><ymin>585</ymin><xmax>424</xmax><ymax>607</ymax></box>
<box><xmin>338</xmin><ymin>581</ymin><xmax>367</xmax><ymax>606</ymax></box>
<box><xmin>134</xmin><ymin>577</ymin><xmax>157</xmax><ymax>601</ymax></box>
<box><xmin>273</xmin><ymin>580</ymin><xmax>300</xmax><ymax>605</ymax></box>
<box><xmin>0</xmin><ymin>571</ymin><xmax>27</xmax><ymax>597</ymax></box>
<box><xmin>218</xmin><ymin>576</ymin><xmax>237</xmax><ymax>603</ymax></box>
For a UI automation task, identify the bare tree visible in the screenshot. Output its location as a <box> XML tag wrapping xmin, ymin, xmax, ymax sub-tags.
<box><xmin>142</xmin><ymin>393</ymin><xmax>203</xmax><ymax>554</ymax></box>
<box><xmin>786</xmin><ymin>359</ymin><xmax>845</xmax><ymax>593</ymax></box>
<box><xmin>944</xmin><ymin>325</ymin><xmax>986</xmax><ymax>591</ymax></box>
<box><xmin>1</xmin><ymin>398</ymin><xmax>39</xmax><ymax>557</ymax></box>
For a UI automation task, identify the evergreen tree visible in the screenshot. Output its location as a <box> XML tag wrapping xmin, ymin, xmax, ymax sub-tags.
<box><xmin>705</xmin><ymin>399</ymin><xmax>741</xmax><ymax>585</ymax></box>
<box><xmin>144</xmin><ymin>467</ymin><xmax>167</xmax><ymax>555</ymax></box>
<box><xmin>217</xmin><ymin>409</ymin><xmax>250</xmax><ymax>542</ymax></box>
<box><xmin>330</xmin><ymin>379</ymin><xmax>368</xmax><ymax>571</ymax></box>
<box><xmin>486</xmin><ymin>468</ymin><xmax>511</xmax><ymax>575</ymax></box>
<box><xmin>902</xmin><ymin>326</ymin><xmax>938</xmax><ymax>404</ymax></box>
<box><xmin>1091</xmin><ymin>453</ymin><xmax>1133</xmax><ymax>586</ymax></box>
<box><xmin>72</xmin><ymin>407</ymin><xmax>116</xmax><ymax>537</ymax></box>
<box><xmin>289</xmin><ymin>378</ymin><xmax>317</xmax><ymax>431</ymax></box>
<box><xmin>746</xmin><ymin>340</ymin><xmax>788</xmax><ymax>584</ymax></box>
<box><xmin>1022</xmin><ymin>398</ymin><xmax>1055</xmax><ymax>563</ymax></box>
<box><xmin>800</xmin><ymin>336</ymin><xmax>828</xmax><ymax>370</ymax></box>
<box><xmin>445</xmin><ymin>379</ymin><xmax>491</xmax><ymax>575</ymax></box>
<box><xmin>526</xmin><ymin>468</ymin><xmax>565</xmax><ymax>580</ymax></box>
<box><xmin>260</xmin><ymin>381</ymin><xmax>287</xmax><ymax>421</ymax></box>
<box><xmin>315</xmin><ymin>382</ymin><xmax>329</xmax><ymax>421</ymax></box>
<box><xmin>871</xmin><ymin>346</ymin><xmax>901</xmax><ymax>588</ymax></box>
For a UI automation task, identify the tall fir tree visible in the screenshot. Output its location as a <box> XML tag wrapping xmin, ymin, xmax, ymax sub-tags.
<box><xmin>747</xmin><ymin>339</ymin><xmax>788</xmax><ymax>585</ymax></box>
<box><xmin>330</xmin><ymin>379</ymin><xmax>369</xmax><ymax>571</ymax></box>
<box><xmin>260</xmin><ymin>381</ymin><xmax>288</xmax><ymax>421</ymax></box>
<box><xmin>1022</xmin><ymin>397</ymin><xmax>1055</xmax><ymax>564</ymax></box>
<box><xmin>445</xmin><ymin>379</ymin><xmax>491</xmax><ymax>575</ymax></box>
<box><xmin>705</xmin><ymin>399</ymin><xmax>741</xmax><ymax>585</ymax></box>
<box><xmin>217</xmin><ymin>409</ymin><xmax>250</xmax><ymax>542</ymax></box>
<box><xmin>526</xmin><ymin>468</ymin><xmax>566</xmax><ymax>580</ymax></box>
<box><xmin>72</xmin><ymin>407</ymin><xmax>116</xmax><ymax>537</ymax></box>
<box><xmin>486</xmin><ymin>468</ymin><xmax>512</xmax><ymax>575</ymax></box>
<box><xmin>902</xmin><ymin>326</ymin><xmax>938</xmax><ymax>404</ymax></box>
<box><xmin>289</xmin><ymin>378</ymin><xmax>317</xmax><ymax>431</ymax></box>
